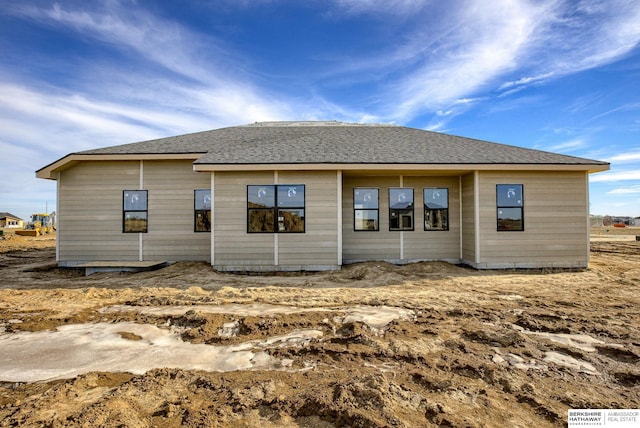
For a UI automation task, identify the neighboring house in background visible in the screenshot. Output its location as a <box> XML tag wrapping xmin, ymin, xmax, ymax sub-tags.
<box><xmin>0</xmin><ymin>212</ymin><xmax>24</xmax><ymax>228</ymax></box>
<box><xmin>36</xmin><ymin>121</ymin><xmax>609</xmax><ymax>271</ymax></box>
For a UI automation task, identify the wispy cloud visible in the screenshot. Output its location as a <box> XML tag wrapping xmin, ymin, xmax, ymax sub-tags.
<box><xmin>9</xmin><ymin>2</ymin><xmax>227</xmax><ymax>84</ymax></box>
<box><xmin>607</xmin><ymin>151</ymin><xmax>640</xmax><ymax>162</ymax></box>
<box><xmin>588</xmin><ymin>103</ymin><xmax>640</xmax><ymax>122</ymax></box>
<box><xmin>547</xmin><ymin>138</ymin><xmax>589</xmax><ymax>153</ymax></box>
<box><xmin>590</xmin><ymin>169</ymin><xmax>640</xmax><ymax>182</ymax></box>
<box><xmin>499</xmin><ymin>72</ymin><xmax>554</xmax><ymax>90</ymax></box>
<box><xmin>328</xmin><ymin>0</ymin><xmax>640</xmax><ymax>125</ymax></box>
<box><xmin>390</xmin><ymin>0</ymin><xmax>548</xmax><ymax>120</ymax></box>
<box><xmin>331</xmin><ymin>0</ymin><xmax>429</xmax><ymax>16</ymax></box>
<box><xmin>607</xmin><ymin>185</ymin><xmax>640</xmax><ymax>195</ymax></box>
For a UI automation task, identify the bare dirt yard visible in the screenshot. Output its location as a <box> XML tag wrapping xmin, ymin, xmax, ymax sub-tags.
<box><xmin>0</xmin><ymin>228</ymin><xmax>638</xmax><ymax>427</ymax></box>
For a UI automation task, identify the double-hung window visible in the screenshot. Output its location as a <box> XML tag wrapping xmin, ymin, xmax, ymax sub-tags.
<box><xmin>194</xmin><ymin>189</ymin><xmax>211</xmax><ymax>232</ymax></box>
<box><xmin>496</xmin><ymin>184</ymin><xmax>524</xmax><ymax>231</ymax></box>
<box><xmin>247</xmin><ymin>185</ymin><xmax>305</xmax><ymax>233</ymax></box>
<box><xmin>354</xmin><ymin>188</ymin><xmax>379</xmax><ymax>231</ymax></box>
<box><xmin>389</xmin><ymin>188</ymin><xmax>414</xmax><ymax>231</ymax></box>
<box><xmin>424</xmin><ymin>188</ymin><xmax>449</xmax><ymax>231</ymax></box>
<box><xmin>123</xmin><ymin>190</ymin><xmax>148</xmax><ymax>233</ymax></box>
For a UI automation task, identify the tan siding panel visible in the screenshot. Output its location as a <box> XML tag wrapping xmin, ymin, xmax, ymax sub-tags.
<box><xmin>476</xmin><ymin>171</ymin><xmax>588</xmax><ymax>268</ymax></box>
<box><xmin>58</xmin><ymin>160</ymin><xmax>212</xmax><ymax>262</ymax></box>
<box><xmin>142</xmin><ymin>161</ymin><xmax>211</xmax><ymax>261</ymax></box>
<box><xmin>461</xmin><ymin>173</ymin><xmax>476</xmax><ymax>263</ymax></box>
<box><xmin>214</xmin><ymin>172</ymin><xmax>274</xmax><ymax>265</ymax></box>
<box><xmin>403</xmin><ymin>176</ymin><xmax>460</xmax><ymax>261</ymax></box>
<box><xmin>343</xmin><ymin>176</ymin><xmax>400</xmax><ymax>261</ymax></box>
<box><xmin>213</xmin><ymin>171</ymin><xmax>339</xmax><ymax>269</ymax></box>
<box><xmin>278</xmin><ymin>171</ymin><xmax>338</xmax><ymax>266</ymax></box>
<box><xmin>58</xmin><ymin>161</ymin><xmax>141</xmax><ymax>261</ymax></box>
<box><xmin>342</xmin><ymin>175</ymin><xmax>462</xmax><ymax>263</ymax></box>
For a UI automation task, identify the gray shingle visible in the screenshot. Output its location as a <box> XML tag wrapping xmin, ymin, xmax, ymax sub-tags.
<box><xmin>0</xmin><ymin>212</ymin><xmax>23</xmax><ymax>220</ymax></box>
<box><xmin>78</xmin><ymin>122</ymin><xmax>608</xmax><ymax>166</ymax></box>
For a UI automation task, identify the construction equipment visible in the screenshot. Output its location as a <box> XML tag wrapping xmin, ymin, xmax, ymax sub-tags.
<box><xmin>16</xmin><ymin>213</ymin><xmax>56</xmax><ymax>236</ymax></box>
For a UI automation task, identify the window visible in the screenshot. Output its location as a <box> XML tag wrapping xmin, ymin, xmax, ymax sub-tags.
<box><xmin>247</xmin><ymin>185</ymin><xmax>305</xmax><ymax>233</ymax></box>
<box><xmin>354</xmin><ymin>188</ymin><xmax>379</xmax><ymax>231</ymax></box>
<box><xmin>424</xmin><ymin>188</ymin><xmax>449</xmax><ymax>231</ymax></box>
<box><xmin>194</xmin><ymin>189</ymin><xmax>211</xmax><ymax>232</ymax></box>
<box><xmin>389</xmin><ymin>188</ymin><xmax>414</xmax><ymax>231</ymax></box>
<box><xmin>497</xmin><ymin>184</ymin><xmax>524</xmax><ymax>231</ymax></box>
<box><xmin>123</xmin><ymin>190</ymin><xmax>148</xmax><ymax>233</ymax></box>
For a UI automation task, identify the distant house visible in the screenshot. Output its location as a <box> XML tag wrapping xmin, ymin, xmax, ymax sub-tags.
<box><xmin>0</xmin><ymin>212</ymin><xmax>24</xmax><ymax>228</ymax></box>
<box><xmin>37</xmin><ymin>121</ymin><xmax>609</xmax><ymax>271</ymax></box>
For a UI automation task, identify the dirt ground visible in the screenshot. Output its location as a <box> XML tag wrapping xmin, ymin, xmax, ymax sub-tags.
<box><xmin>0</xmin><ymin>228</ymin><xmax>638</xmax><ymax>427</ymax></box>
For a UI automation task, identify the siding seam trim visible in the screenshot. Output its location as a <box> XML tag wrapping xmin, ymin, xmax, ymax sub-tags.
<box><xmin>274</xmin><ymin>170</ymin><xmax>278</xmax><ymax>266</ymax></box>
<box><xmin>474</xmin><ymin>170</ymin><xmax>480</xmax><ymax>264</ymax></box>
<box><xmin>337</xmin><ymin>170</ymin><xmax>343</xmax><ymax>266</ymax></box>
<box><xmin>139</xmin><ymin>160</ymin><xmax>144</xmax><ymax>262</ymax></box>
<box><xmin>211</xmin><ymin>172</ymin><xmax>215</xmax><ymax>266</ymax></box>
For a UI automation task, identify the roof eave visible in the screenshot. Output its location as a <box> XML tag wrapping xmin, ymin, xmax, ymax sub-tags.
<box><xmin>193</xmin><ymin>162</ymin><xmax>610</xmax><ymax>173</ymax></box>
<box><xmin>36</xmin><ymin>153</ymin><xmax>207</xmax><ymax>180</ymax></box>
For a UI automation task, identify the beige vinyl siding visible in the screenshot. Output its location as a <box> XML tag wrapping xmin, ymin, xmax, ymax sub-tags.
<box><xmin>213</xmin><ymin>171</ymin><xmax>339</xmax><ymax>270</ymax></box>
<box><xmin>342</xmin><ymin>176</ymin><xmax>400</xmax><ymax>262</ymax></box>
<box><xmin>58</xmin><ymin>161</ymin><xmax>141</xmax><ymax>263</ymax></box>
<box><xmin>476</xmin><ymin>171</ymin><xmax>589</xmax><ymax>268</ymax></box>
<box><xmin>461</xmin><ymin>173</ymin><xmax>476</xmax><ymax>264</ymax></box>
<box><xmin>342</xmin><ymin>175</ymin><xmax>461</xmax><ymax>263</ymax></box>
<box><xmin>142</xmin><ymin>160</ymin><xmax>211</xmax><ymax>261</ymax></box>
<box><xmin>403</xmin><ymin>176</ymin><xmax>460</xmax><ymax>261</ymax></box>
<box><xmin>213</xmin><ymin>171</ymin><xmax>275</xmax><ymax>267</ymax></box>
<box><xmin>277</xmin><ymin>171</ymin><xmax>339</xmax><ymax>267</ymax></box>
<box><xmin>58</xmin><ymin>160</ymin><xmax>211</xmax><ymax>264</ymax></box>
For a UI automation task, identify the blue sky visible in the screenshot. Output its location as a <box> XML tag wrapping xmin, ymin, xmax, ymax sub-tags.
<box><xmin>1</xmin><ymin>0</ymin><xmax>639</xmax><ymax>222</ymax></box>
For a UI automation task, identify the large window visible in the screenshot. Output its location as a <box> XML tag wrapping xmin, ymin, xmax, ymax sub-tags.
<box><xmin>354</xmin><ymin>188</ymin><xmax>379</xmax><ymax>231</ymax></box>
<box><xmin>123</xmin><ymin>190</ymin><xmax>148</xmax><ymax>233</ymax></box>
<box><xmin>247</xmin><ymin>185</ymin><xmax>305</xmax><ymax>233</ymax></box>
<box><xmin>424</xmin><ymin>188</ymin><xmax>449</xmax><ymax>231</ymax></box>
<box><xmin>497</xmin><ymin>184</ymin><xmax>524</xmax><ymax>231</ymax></box>
<box><xmin>194</xmin><ymin>189</ymin><xmax>211</xmax><ymax>232</ymax></box>
<box><xmin>389</xmin><ymin>188</ymin><xmax>414</xmax><ymax>231</ymax></box>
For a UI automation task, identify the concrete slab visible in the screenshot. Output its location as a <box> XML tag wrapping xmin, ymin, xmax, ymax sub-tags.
<box><xmin>75</xmin><ymin>261</ymin><xmax>169</xmax><ymax>275</ymax></box>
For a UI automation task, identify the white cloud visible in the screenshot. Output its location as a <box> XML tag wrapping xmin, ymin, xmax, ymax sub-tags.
<box><xmin>590</xmin><ymin>170</ymin><xmax>640</xmax><ymax>182</ymax></box>
<box><xmin>607</xmin><ymin>185</ymin><xmax>640</xmax><ymax>195</ymax></box>
<box><xmin>588</xmin><ymin>103</ymin><xmax>640</xmax><ymax>122</ymax></box>
<box><xmin>13</xmin><ymin>2</ymin><xmax>224</xmax><ymax>85</ymax></box>
<box><xmin>547</xmin><ymin>138</ymin><xmax>588</xmax><ymax>152</ymax></box>
<box><xmin>499</xmin><ymin>72</ymin><xmax>555</xmax><ymax>91</ymax></box>
<box><xmin>331</xmin><ymin>0</ymin><xmax>429</xmax><ymax>16</ymax></box>
<box><xmin>532</xmin><ymin>0</ymin><xmax>640</xmax><ymax>74</ymax></box>
<box><xmin>607</xmin><ymin>152</ymin><xmax>640</xmax><ymax>162</ymax></box>
<box><xmin>390</xmin><ymin>0</ymin><xmax>548</xmax><ymax>120</ymax></box>
<box><xmin>329</xmin><ymin>0</ymin><xmax>640</xmax><ymax>125</ymax></box>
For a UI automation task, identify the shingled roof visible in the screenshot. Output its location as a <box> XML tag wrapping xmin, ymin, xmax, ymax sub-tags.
<box><xmin>37</xmin><ymin>122</ymin><xmax>609</xmax><ymax>179</ymax></box>
<box><xmin>77</xmin><ymin>121</ymin><xmax>607</xmax><ymax>166</ymax></box>
<box><xmin>0</xmin><ymin>212</ymin><xmax>22</xmax><ymax>221</ymax></box>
